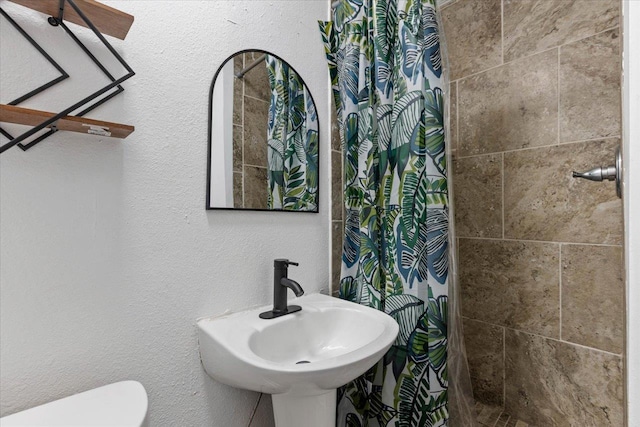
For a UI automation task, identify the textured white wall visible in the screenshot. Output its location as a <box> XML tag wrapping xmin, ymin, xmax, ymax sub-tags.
<box><xmin>0</xmin><ymin>1</ymin><xmax>330</xmax><ymax>426</ymax></box>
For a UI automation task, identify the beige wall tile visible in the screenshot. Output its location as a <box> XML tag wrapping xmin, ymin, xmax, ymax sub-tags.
<box><xmin>332</xmin><ymin>221</ymin><xmax>343</xmax><ymax>296</ymax></box>
<box><xmin>244</xmin><ymin>59</ymin><xmax>271</xmax><ymax>101</ymax></box>
<box><xmin>450</xmin><ymin>391</ymin><xmax>480</xmax><ymax>426</ymax></box>
<box><xmin>503</xmin><ymin>0</ymin><xmax>619</xmax><ymax>62</ymax></box>
<box><xmin>233</xmin><ymin>81</ymin><xmax>243</xmax><ymax>126</ymax></box>
<box><xmin>233</xmin><ymin>171</ymin><xmax>243</xmax><ymax>209</ymax></box>
<box><xmin>449</xmin><ymin>82</ymin><xmax>458</xmax><ymax>156</ymax></box>
<box><xmin>560</xmin><ymin>29</ymin><xmax>621</xmax><ymax>142</ymax></box>
<box><xmin>504</xmin><ymin>329</ymin><xmax>623</xmax><ymax>426</ymax></box>
<box><xmin>245</xmin><ymin>51</ymin><xmax>264</xmax><ymax>62</ymax></box>
<box><xmin>562</xmin><ymin>244</ymin><xmax>624</xmax><ymax>354</ymax></box>
<box><xmin>243</xmin><ymin>166</ymin><xmax>268</xmax><ymax>209</ymax></box>
<box><xmin>438</xmin><ymin>0</ymin><xmax>459</xmax><ymax>7</ymax></box>
<box><xmin>504</xmin><ymin>138</ymin><xmax>622</xmax><ymax>244</ymax></box>
<box><xmin>453</xmin><ymin>154</ymin><xmax>502</xmax><ymax>238</ymax></box>
<box><xmin>331</xmin><ymin>102</ymin><xmax>341</xmax><ymax>152</ymax></box>
<box><xmin>459</xmin><ymin>239</ymin><xmax>560</xmax><ymax>338</ymax></box>
<box><xmin>441</xmin><ymin>0</ymin><xmax>502</xmax><ymax>81</ymax></box>
<box><xmin>463</xmin><ymin>318</ymin><xmax>504</xmax><ymax>406</ymax></box>
<box><xmin>243</xmin><ymin>96</ymin><xmax>269</xmax><ymax>168</ymax></box>
<box><xmin>495</xmin><ymin>413</ymin><xmax>511</xmax><ymax>426</ymax></box>
<box><xmin>332</xmin><ymin>151</ymin><xmax>343</xmax><ymax>221</ymax></box>
<box><xmin>233</xmin><ymin>125</ymin><xmax>243</xmax><ymax>173</ymax></box>
<box><xmin>331</xmin><ymin>102</ymin><xmax>343</xmax><ymax>295</ymax></box>
<box><xmin>476</xmin><ymin>403</ymin><xmax>504</xmax><ymax>426</ymax></box>
<box><xmin>233</xmin><ymin>56</ymin><xmax>243</xmax><ymax>126</ymax></box>
<box><xmin>458</xmin><ymin>49</ymin><xmax>558</xmax><ymax>156</ymax></box>
<box><xmin>448</xmin><ymin>3</ymin><xmax>624</xmax><ymax>420</ymax></box>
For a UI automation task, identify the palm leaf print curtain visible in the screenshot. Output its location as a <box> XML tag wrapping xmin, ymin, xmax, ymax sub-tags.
<box><xmin>320</xmin><ymin>0</ymin><xmax>454</xmax><ymax>425</ymax></box>
<box><xmin>266</xmin><ymin>54</ymin><xmax>319</xmax><ymax>211</ymax></box>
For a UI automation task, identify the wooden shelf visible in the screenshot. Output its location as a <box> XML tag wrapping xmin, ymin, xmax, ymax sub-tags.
<box><xmin>0</xmin><ymin>0</ymin><xmax>135</xmax><ymax>152</ymax></box>
<box><xmin>0</xmin><ymin>104</ymin><xmax>134</xmax><ymax>139</ymax></box>
<box><xmin>7</xmin><ymin>0</ymin><xmax>134</xmax><ymax>40</ymax></box>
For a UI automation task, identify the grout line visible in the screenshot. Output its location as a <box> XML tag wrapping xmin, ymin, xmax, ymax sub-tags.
<box><xmin>243</xmin><ymin>163</ymin><xmax>268</xmax><ymax>169</ymax></box>
<box><xmin>465</xmin><ymin>317</ymin><xmax>623</xmax><ymax>357</ymax></box>
<box><xmin>557</xmin><ymin>46</ymin><xmax>561</xmax><ymax>145</ymax></box>
<box><xmin>492</xmin><ymin>411</ymin><xmax>501</xmax><ymax>427</ymax></box>
<box><xmin>241</xmin><ymin>70</ymin><xmax>246</xmax><ymax>208</ymax></box>
<box><xmin>558</xmin><ymin>24</ymin><xmax>621</xmax><ymax>50</ymax></box>
<box><xmin>341</xmin><ymin>125</ymin><xmax>345</xmax><ymax>229</ymax></box>
<box><xmin>243</xmin><ymin>94</ymin><xmax>270</xmax><ymax>104</ymax></box>
<box><xmin>559</xmin><ymin>244</ymin><xmax>563</xmax><ymax>341</ymax></box>
<box><xmin>457</xmin><ymin>235</ymin><xmax>622</xmax><ymax>248</ymax></box>
<box><xmin>439</xmin><ymin>0</ymin><xmax>458</xmax><ymax>11</ymax></box>
<box><xmin>502</xmin><ymin>325</ymin><xmax>506</xmax><ymax>409</ymax></box>
<box><xmin>500</xmin><ymin>0</ymin><xmax>504</xmax><ymax>65</ymax></box>
<box><xmin>455</xmin><ymin>25</ymin><xmax>621</xmax><ymax>85</ymax></box>
<box><xmin>556</xmin><ymin>338</ymin><xmax>623</xmax><ymax>357</ymax></box>
<box><xmin>456</xmin><ymin>151</ymin><xmax>503</xmax><ymax>160</ymax></box>
<box><xmin>455</xmin><ymin>80</ymin><xmax>459</xmax><ymax>155</ymax></box>
<box><xmin>457</xmin><ymin>46</ymin><xmax>558</xmax><ymax>83</ymax></box>
<box><xmin>455</xmin><ymin>135</ymin><xmax>622</xmax><ymax>160</ymax></box>
<box><xmin>501</xmin><ymin>152</ymin><xmax>505</xmax><ymax>239</ymax></box>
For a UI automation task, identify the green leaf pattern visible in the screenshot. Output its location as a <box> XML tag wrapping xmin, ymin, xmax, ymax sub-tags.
<box><xmin>266</xmin><ymin>55</ymin><xmax>319</xmax><ymax>211</ymax></box>
<box><xmin>319</xmin><ymin>0</ymin><xmax>449</xmax><ymax>425</ymax></box>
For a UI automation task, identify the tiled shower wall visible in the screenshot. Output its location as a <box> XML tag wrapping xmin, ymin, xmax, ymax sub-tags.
<box><xmin>441</xmin><ymin>0</ymin><xmax>624</xmax><ymax>425</ymax></box>
<box><xmin>232</xmin><ymin>53</ymin><xmax>271</xmax><ymax>209</ymax></box>
<box><xmin>331</xmin><ymin>101</ymin><xmax>344</xmax><ymax>296</ymax></box>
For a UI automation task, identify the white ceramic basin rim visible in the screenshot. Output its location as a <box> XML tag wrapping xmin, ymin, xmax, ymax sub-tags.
<box><xmin>197</xmin><ymin>293</ymin><xmax>399</xmax><ymax>395</ymax></box>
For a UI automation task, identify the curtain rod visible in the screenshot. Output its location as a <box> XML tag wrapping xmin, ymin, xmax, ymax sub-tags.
<box><xmin>235</xmin><ymin>54</ymin><xmax>267</xmax><ymax>79</ymax></box>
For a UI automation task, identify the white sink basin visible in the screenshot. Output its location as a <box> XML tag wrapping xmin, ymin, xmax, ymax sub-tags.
<box><xmin>197</xmin><ymin>293</ymin><xmax>398</xmax><ymax>427</ymax></box>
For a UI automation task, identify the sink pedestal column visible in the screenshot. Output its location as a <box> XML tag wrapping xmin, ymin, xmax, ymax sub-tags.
<box><xmin>271</xmin><ymin>389</ymin><xmax>336</xmax><ymax>427</ymax></box>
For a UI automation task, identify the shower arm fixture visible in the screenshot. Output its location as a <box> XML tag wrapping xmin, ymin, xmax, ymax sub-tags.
<box><xmin>235</xmin><ymin>54</ymin><xmax>267</xmax><ymax>79</ymax></box>
<box><xmin>572</xmin><ymin>147</ymin><xmax>622</xmax><ymax>198</ymax></box>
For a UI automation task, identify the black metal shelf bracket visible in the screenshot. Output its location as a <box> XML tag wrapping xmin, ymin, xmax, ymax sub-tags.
<box><xmin>0</xmin><ymin>0</ymin><xmax>135</xmax><ymax>154</ymax></box>
<box><xmin>0</xmin><ymin>8</ymin><xmax>69</xmax><ymax>106</ymax></box>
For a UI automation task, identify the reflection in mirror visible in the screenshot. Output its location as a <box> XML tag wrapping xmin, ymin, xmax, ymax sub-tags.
<box><xmin>207</xmin><ymin>50</ymin><xmax>319</xmax><ymax>212</ymax></box>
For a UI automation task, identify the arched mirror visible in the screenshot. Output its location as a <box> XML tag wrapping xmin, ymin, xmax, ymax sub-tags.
<box><xmin>206</xmin><ymin>50</ymin><xmax>319</xmax><ymax>212</ymax></box>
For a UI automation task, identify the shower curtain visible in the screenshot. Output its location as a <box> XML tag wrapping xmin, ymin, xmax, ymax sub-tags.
<box><xmin>320</xmin><ymin>0</ymin><xmax>476</xmax><ymax>425</ymax></box>
<box><xmin>265</xmin><ymin>54</ymin><xmax>319</xmax><ymax>211</ymax></box>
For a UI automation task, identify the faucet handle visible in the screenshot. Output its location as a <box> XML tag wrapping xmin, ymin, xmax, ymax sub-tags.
<box><xmin>274</xmin><ymin>259</ymin><xmax>299</xmax><ymax>268</ymax></box>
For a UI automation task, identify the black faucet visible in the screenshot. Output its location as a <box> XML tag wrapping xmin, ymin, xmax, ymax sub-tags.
<box><xmin>259</xmin><ymin>259</ymin><xmax>304</xmax><ymax>319</ymax></box>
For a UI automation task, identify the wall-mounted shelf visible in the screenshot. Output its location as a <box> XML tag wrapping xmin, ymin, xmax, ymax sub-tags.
<box><xmin>0</xmin><ymin>0</ymin><xmax>135</xmax><ymax>154</ymax></box>
<box><xmin>0</xmin><ymin>105</ymin><xmax>134</xmax><ymax>139</ymax></box>
<box><xmin>6</xmin><ymin>0</ymin><xmax>134</xmax><ymax>40</ymax></box>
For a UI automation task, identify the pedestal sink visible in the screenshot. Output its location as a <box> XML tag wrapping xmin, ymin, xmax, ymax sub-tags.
<box><xmin>197</xmin><ymin>293</ymin><xmax>399</xmax><ymax>427</ymax></box>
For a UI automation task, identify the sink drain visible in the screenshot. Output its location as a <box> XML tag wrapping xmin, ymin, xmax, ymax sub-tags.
<box><xmin>296</xmin><ymin>360</ymin><xmax>311</xmax><ymax>364</ymax></box>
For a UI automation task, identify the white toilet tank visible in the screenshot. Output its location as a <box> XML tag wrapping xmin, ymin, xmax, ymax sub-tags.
<box><xmin>0</xmin><ymin>381</ymin><xmax>148</xmax><ymax>427</ymax></box>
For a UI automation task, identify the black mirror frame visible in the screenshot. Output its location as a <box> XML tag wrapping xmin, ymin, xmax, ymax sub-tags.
<box><xmin>206</xmin><ymin>49</ymin><xmax>320</xmax><ymax>213</ymax></box>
